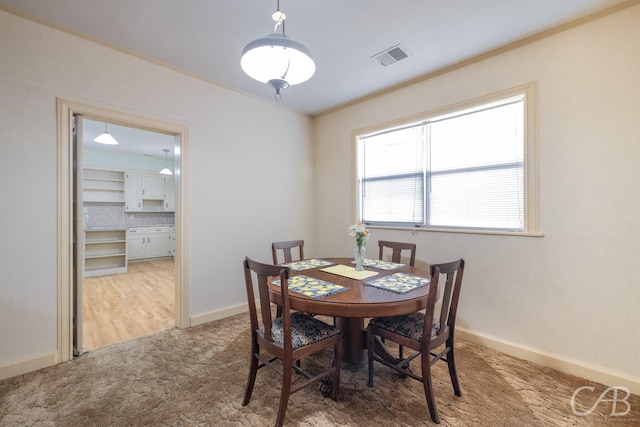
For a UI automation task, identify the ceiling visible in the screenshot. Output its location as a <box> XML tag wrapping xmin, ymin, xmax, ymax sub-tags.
<box><xmin>81</xmin><ymin>119</ymin><xmax>176</xmax><ymax>160</ymax></box>
<box><xmin>1</xmin><ymin>0</ymin><xmax>629</xmax><ymax>156</ymax></box>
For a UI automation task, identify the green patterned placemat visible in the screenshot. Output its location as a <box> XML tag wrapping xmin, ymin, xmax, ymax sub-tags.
<box><xmin>271</xmin><ymin>275</ymin><xmax>347</xmax><ymax>299</ymax></box>
<box><xmin>351</xmin><ymin>259</ymin><xmax>406</xmax><ymax>270</ymax></box>
<box><xmin>364</xmin><ymin>272</ymin><xmax>430</xmax><ymax>294</ymax></box>
<box><xmin>281</xmin><ymin>259</ymin><xmax>336</xmax><ymax>271</ymax></box>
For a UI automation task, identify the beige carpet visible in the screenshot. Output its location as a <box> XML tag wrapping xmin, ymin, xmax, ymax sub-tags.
<box><xmin>1</xmin><ymin>312</ymin><xmax>638</xmax><ymax>426</ymax></box>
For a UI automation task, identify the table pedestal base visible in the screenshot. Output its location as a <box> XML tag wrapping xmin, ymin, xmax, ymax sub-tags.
<box><xmin>336</xmin><ymin>317</ymin><xmax>367</xmax><ymax>370</ymax></box>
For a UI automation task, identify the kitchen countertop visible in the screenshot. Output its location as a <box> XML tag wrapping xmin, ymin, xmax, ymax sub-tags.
<box><xmin>84</xmin><ymin>226</ymin><xmax>126</xmax><ymax>231</ymax></box>
<box><xmin>84</xmin><ymin>225</ymin><xmax>175</xmax><ymax>231</ymax></box>
<box><xmin>126</xmin><ymin>224</ymin><xmax>175</xmax><ymax>228</ymax></box>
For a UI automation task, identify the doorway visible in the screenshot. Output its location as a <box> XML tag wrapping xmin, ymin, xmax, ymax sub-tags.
<box><xmin>79</xmin><ymin>118</ymin><xmax>178</xmax><ymax>352</ymax></box>
<box><xmin>82</xmin><ymin>258</ymin><xmax>175</xmax><ymax>350</ymax></box>
<box><xmin>57</xmin><ymin>99</ymin><xmax>189</xmax><ymax>363</ymax></box>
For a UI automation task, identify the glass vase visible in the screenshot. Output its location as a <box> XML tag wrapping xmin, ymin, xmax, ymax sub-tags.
<box><xmin>354</xmin><ymin>245</ymin><xmax>366</xmax><ymax>271</ymax></box>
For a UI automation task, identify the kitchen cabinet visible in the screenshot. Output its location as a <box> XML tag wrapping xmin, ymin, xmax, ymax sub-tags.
<box><xmin>125</xmin><ymin>172</ymin><xmax>143</xmax><ymax>212</ymax></box>
<box><xmin>126</xmin><ymin>227</ymin><xmax>146</xmax><ymax>259</ymax></box>
<box><xmin>170</xmin><ymin>226</ymin><xmax>176</xmax><ymax>256</ymax></box>
<box><xmin>125</xmin><ymin>171</ymin><xmax>174</xmax><ymax>212</ymax></box>
<box><xmin>163</xmin><ymin>176</ymin><xmax>175</xmax><ymax>212</ymax></box>
<box><xmin>83</xmin><ymin>168</ymin><xmax>125</xmax><ymax>203</ymax></box>
<box><xmin>143</xmin><ymin>174</ymin><xmax>165</xmax><ymax>200</ymax></box>
<box><xmin>147</xmin><ymin>228</ymin><xmax>171</xmax><ymax>257</ymax></box>
<box><xmin>84</xmin><ymin>229</ymin><xmax>127</xmax><ymax>277</ymax></box>
<box><xmin>127</xmin><ymin>227</ymin><xmax>172</xmax><ymax>260</ymax></box>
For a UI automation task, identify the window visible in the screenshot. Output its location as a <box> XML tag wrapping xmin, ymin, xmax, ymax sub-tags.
<box><xmin>356</xmin><ymin>85</ymin><xmax>538</xmax><ymax>234</ymax></box>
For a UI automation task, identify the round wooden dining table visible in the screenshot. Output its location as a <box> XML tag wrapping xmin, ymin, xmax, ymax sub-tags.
<box><xmin>269</xmin><ymin>257</ymin><xmax>431</xmax><ymax>369</ymax></box>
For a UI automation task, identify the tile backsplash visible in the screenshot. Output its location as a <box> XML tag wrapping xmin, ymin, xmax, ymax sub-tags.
<box><xmin>84</xmin><ymin>202</ymin><xmax>174</xmax><ymax>228</ymax></box>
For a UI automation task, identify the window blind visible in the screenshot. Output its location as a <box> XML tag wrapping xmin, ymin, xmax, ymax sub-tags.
<box><xmin>427</xmin><ymin>97</ymin><xmax>524</xmax><ymax>231</ymax></box>
<box><xmin>361</xmin><ymin>124</ymin><xmax>426</xmax><ymax>225</ymax></box>
<box><xmin>357</xmin><ymin>94</ymin><xmax>525</xmax><ymax>232</ymax></box>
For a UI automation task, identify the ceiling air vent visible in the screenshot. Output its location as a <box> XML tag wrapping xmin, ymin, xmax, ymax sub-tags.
<box><xmin>372</xmin><ymin>44</ymin><xmax>410</xmax><ymax>67</ymax></box>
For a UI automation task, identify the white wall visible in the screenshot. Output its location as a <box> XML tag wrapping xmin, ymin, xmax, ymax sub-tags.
<box><xmin>0</xmin><ymin>9</ymin><xmax>314</xmax><ymax>374</ymax></box>
<box><xmin>84</xmin><ymin>149</ymin><xmax>175</xmax><ymax>172</ymax></box>
<box><xmin>314</xmin><ymin>6</ymin><xmax>640</xmax><ymax>389</ymax></box>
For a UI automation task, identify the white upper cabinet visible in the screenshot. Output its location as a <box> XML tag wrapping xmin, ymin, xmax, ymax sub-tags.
<box><xmin>163</xmin><ymin>176</ymin><xmax>175</xmax><ymax>212</ymax></box>
<box><xmin>125</xmin><ymin>172</ymin><xmax>143</xmax><ymax>212</ymax></box>
<box><xmin>125</xmin><ymin>171</ymin><xmax>175</xmax><ymax>212</ymax></box>
<box><xmin>142</xmin><ymin>174</ymin><xmax>165</xmax><ymax>200</ymax></box>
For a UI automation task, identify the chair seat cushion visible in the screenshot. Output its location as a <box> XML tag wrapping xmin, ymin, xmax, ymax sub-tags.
<box><xmin>369</xmin><ymin>312</ymin><xmax>440</xmax><ymax>342</ymax></box>
<box><xmin>265</xmin><ymin>312</ymin><xmax>340</xmax><ymax>349</ymax></box>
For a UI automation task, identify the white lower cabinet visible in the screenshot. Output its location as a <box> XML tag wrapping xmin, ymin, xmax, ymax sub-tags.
<box><xmin>126</xmin><ymin>228</ymin><xmax>146</xmax><ymax>259</ymax></box>
<box><xmin>127</xmin><ymin>227</ymin><xmax>172</xmax><ymax>260</ymax></box>
<box><xmin>170</xmin><ymin>226</ymin><xmax>176</xmax><ymax>256</ymax></box>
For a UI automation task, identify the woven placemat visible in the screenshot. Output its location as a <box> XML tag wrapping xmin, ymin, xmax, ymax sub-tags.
<box><xmin>281</xmin><ymin>258</ymin><xmax>335</xmax><ymax>271</ymax></box>
<box><xmin>353</xmin><ymin>259</ymin><xmax>406</xmax><ymax>270</ymax></box>
<box><xmin>270</xmin><ymin>275</ymin><xmax>347</xmax><ymax>299</ymax></box>
<box><xmin>320</xmin><ymin>264</ymin><xmax>379</xmax><ymax>280</ymax></box>
<box><xmin>364</xmin><ymin>272</ymin><xmax>430</xmax><ymax>294</ymax></box>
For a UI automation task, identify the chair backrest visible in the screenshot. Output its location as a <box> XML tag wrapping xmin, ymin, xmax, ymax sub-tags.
<box><xmin>243</xmin><ymin>257</ymin><xmax>293</xmax><ymax>349</ymax></box>
<box><xmin>378</xmin><ymin>240</ymin><xmax>416</xmax><ymax>266</ymax></box>
<box><xmin>428</xmin><ymin>258</ymin><xmax>465</xmax><ymax>343</ymax></box>
<box><xmin>272</xmin><ymin>240</ymin><xmax>305</xmax><ymax>265</ymax></box>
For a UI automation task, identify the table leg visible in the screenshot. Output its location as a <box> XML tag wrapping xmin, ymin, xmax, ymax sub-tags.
<box><xmin>336</xmin><ymin>317</ymin><xmax>367</xmax><ymax>370</ymax></box>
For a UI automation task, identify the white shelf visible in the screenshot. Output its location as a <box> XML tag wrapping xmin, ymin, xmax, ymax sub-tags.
<box><xmin>84</xmin><ymin>229</ymin><xmax>127</xmax><ymax>277</ymax></box>
<box><xmin>83</xmin><ymin>168</ymin><xmax>125</xmax><ymax>203</ymax></box>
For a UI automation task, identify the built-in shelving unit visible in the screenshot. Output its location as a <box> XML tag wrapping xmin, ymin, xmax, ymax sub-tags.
<box><xmin>83</xmin><ymin>168</ymin><xmax>125</xmax><ymax>203</ymax></box>
<box><xmin>84</xmin><ymin>229</ymin><xmax>127</xmax><ymax>277</ymax></box>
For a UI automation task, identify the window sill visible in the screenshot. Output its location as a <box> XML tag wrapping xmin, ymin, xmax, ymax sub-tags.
<box><xmin>367</xmin><ymin>225</ymin><xmax>544</xmax><ymax>238</ymax></box>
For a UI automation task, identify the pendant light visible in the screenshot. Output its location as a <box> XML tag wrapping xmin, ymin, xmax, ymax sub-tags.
<box><xmin>94</xmin><ymin>123</ymin><xmax>119</xmax><ymax>145</ymax></box>
<box><xmin>240</xmin><ymin>0</ymin><xmax>315</xmax><ymax>99</ymax></box>
<box><xmin>160</xmin><ymin>149</ymin><xmax>173</xmax><ymax>175</ymax></box>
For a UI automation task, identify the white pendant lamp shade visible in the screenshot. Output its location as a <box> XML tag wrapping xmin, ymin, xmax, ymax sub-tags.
<box><xmin>94</xmin><ymin>123</ymin><xmax>118</xmax><ymax>145</ymax></box>
<box><xmin>241</xmin><ymin>1</ymin><xmax>315</xmax><ymax>96</ymax></box>
<box><xmin>160</xmin><ymin>149</ymin><xmax>173</xmax><ymax>175</ymax></box>
<box><xmin>241</xmin><ymin>33</ymin><xmax>315</xmax><ymax>88</ymax></box>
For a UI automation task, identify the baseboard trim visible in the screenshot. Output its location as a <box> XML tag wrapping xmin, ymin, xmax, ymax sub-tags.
<box><xmin>8</xmin><ymin>314</ymin><xmax>636</xmax><ymax>396</ymax></box>
<box><xmin>189</xmin><ymin>302</ymin><xmax>249</xmax><ymax>327</ymax></box>
<box><xmin>0</xmin><ymin>351</ymin><xmax>57</xmax><ymax>381</ymax></box>
<box><xmin>456</xmin><ymin>327</ymin><xmax>640</xmax><ymax>395</ymax></box>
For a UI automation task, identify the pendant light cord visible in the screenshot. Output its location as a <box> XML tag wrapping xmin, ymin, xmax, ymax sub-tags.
<box><xmin>272</xmin><ymin>0</ymin><xmax>286</xmax><ymax>34</ymax></box>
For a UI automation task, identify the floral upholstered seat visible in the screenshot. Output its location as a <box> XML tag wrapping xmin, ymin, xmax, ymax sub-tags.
<box><xmin>369</xmin><ymin>312</ymin><xmax>440</xmax><ymax>342</ymax></box>
<box><xmin>263</xmin><ymin>311</ymin><xmax>340</xmax><ymax>349</ymax></box>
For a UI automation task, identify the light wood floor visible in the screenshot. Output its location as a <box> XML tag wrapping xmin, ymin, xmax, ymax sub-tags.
<box><xmin>82</xmin><ymin>258</ymin><xmax>175</xmax><ymax>352</ymax></box>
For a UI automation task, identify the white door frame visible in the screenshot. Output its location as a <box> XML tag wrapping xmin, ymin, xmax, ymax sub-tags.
<box><xmin>56</xmin><ymin>98</ymin><xmax>190</xmax><ymax>362</ymax></box>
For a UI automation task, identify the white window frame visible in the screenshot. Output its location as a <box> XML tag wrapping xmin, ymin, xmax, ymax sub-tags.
<box><xmin>353</xmin><ymin>82</ymin><xmax>541</xmax><ymax>236</ymax></box>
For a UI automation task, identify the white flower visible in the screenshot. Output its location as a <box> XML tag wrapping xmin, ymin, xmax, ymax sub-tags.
<box><xmin>347</xmin><ymin>223</ymin><xmax>370</xmax><ymax>246</ymax></box>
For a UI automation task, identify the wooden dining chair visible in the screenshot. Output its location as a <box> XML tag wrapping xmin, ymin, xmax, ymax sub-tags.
<box><xmin>378</xmin><ymin>240</ymin><xmax>417</xmax><ymax>266</ymax></box>
<box><xmin>242</xmin><ymin>257</ymin><xmax>343</xmax><ymax>427</ymax></box>
<box><xmin>272</xmin><ymin>240</ymin><xmax>305</xmax><ymax>265</ymax></box>
<box><xmin>271</xmin><ymin>240</ymin><xmax>305</xmax><ymax>318</ymax></box>
<box><xmin>377</xmin><ymin>240</ymin><xmax>418</xmax><ymax>359</ymax></box>
<box><xmin>367</xmin><ymin>258</ymin><xmax>465</xmax><ymax>424</ymax></box>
